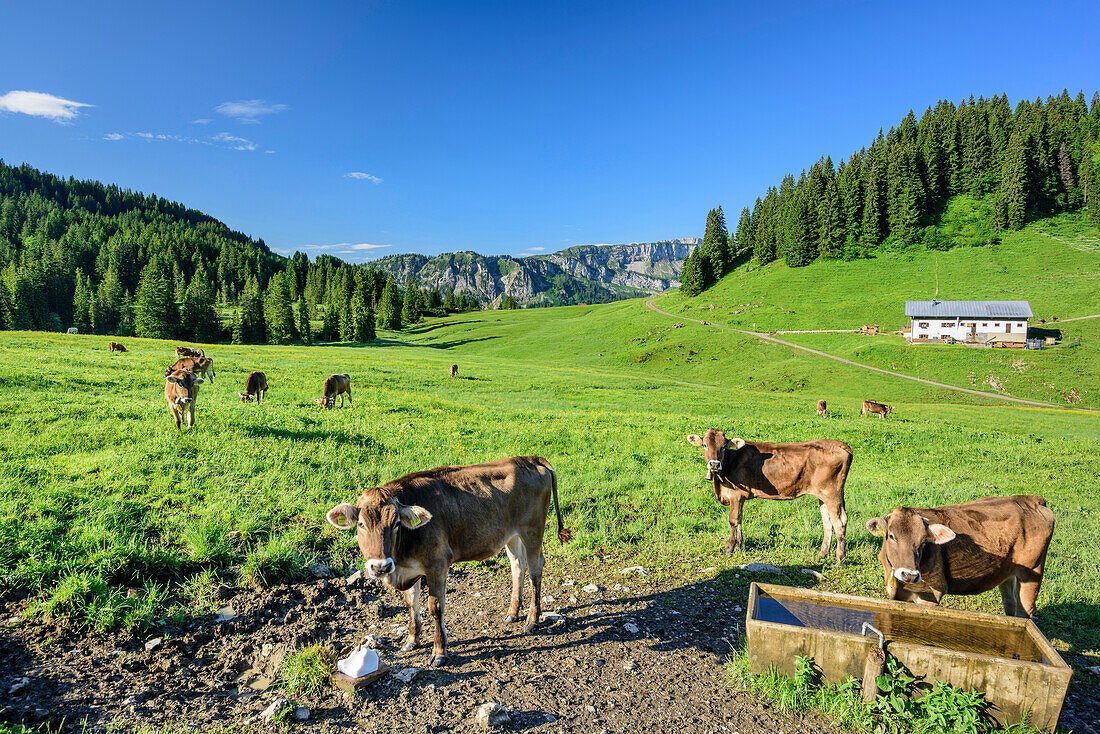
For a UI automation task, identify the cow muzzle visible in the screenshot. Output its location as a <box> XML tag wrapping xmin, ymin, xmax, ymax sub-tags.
<box><xmin>893</xmin><ymin>567</ymin><xmax>921</xmax><ymax>584</ymax></box>
<box><xmin>705</xmin><ymin>459</ymin><xmax>722</xmax><ymax>480</ymax></box>
<box><xmin>366</xmin><ymin>558</ymin><xmax>395</xmax><ymax>579</ymax></box>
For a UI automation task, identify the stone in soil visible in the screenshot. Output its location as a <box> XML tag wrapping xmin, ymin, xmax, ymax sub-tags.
<box><xmin>260</xmin><ymin>697</ymin><xmax>292</xmax><ymax>722</ymax></box>
<box><xmin>582</xmin><ymin>584</ymin><xmax>599</xmax><ymax>593</ymax></box>
<box><xmin>475</xmin><ymin>702</ymin><xmax>510</xmax><ymax>729</ymax></box>
<box><xmin>294</xmin><ymin>705</ymin><xmax>310</xmax><ymax>721</ymax></box>
<box><xmin>392</xmin><ymin>666</ymin><xmax>420</xmax><ymax>683</ymax></box>
<box><xmin>738</xmin><ymin>563</ymin><xmax>782</xmax><ymax>573</ymax></box>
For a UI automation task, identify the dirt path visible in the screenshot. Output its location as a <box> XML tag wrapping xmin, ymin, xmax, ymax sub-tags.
<box><xmin>645</xmin><ymin>297</ymin><xmax>1100</xmax><ymax>412</ymax></box>
<box><xmin>0</xmin><ymin>562</ymin><xmax>844</xmax><ymax>734</ymax></box>
<box><xmin>1058</xmin><ymin>313</ymin><xmax>1100</xmax><ymax>323</ymax></box>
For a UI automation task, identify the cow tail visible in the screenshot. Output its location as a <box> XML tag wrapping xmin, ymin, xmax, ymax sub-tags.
<box><xmin>550</xmin><ymin>466</ymin><xmax>571</xmax><ymax>543</ymax></box>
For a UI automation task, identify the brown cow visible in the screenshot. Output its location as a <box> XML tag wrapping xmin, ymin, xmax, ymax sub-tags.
<box><xmin>816</xmin><ymin>399</ymin><xmax>827</xmax><ymax>417</ymax></box>
<box><xmin>317</xmin><ymin>374</ymin><xmax>352</xmax><ymax>408</ymax></box>
<box><xmin>108</xmin><ymin>342</ymin><xmax>127</xmax><ymax>353</ymax></box>
<box><xmin>687</xmin><ymin>429</ymin><xmax>853</xmax><ymax>563</ymax></box>
<box><xmin>164</xmin><ymin>369</ymin><xmax>205</xmax><ymax>430</ymax></box>
<box><xmin>450</xmin><ymin>364</ymin><xmax>459</xmax><ymax>377</ymax></box>
<box><xmin>861</xmin><ymin>400</ymin><xmax>892</xmax><ymax>418</ymax></box>
<box><xmin>171</xmin><ymin>356</ymin><xmax>215</xmax><ymax>384</ymax></box>
<box><xmin>239</xmin><ymin>371</ymin><xmax>268</xmax><ymax>403</ymax></box>
<box><xmin>326</xmin><ymin>456</ymin><xmax>569</xmax><ymax>667</ymax></box>
<box><xmin>176</xmin><ymin>346</ymin><xmax>205</xmax><ymax>359</ymax></box>
<box><xmin>866</xmin><ymin>495</ymin><xmax>1054</xmax><ymax>617</ymax></box>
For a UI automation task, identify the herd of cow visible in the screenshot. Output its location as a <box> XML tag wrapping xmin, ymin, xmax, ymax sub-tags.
<box><xmin>121</xmin><ymin>340</ymin><xmax>1055</xmax><ymax>669</ymax></box>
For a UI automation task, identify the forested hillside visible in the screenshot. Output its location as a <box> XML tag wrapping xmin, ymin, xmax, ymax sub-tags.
<box><xmin>680</xmin><ymin>91</ymin><xmax>1100</xmax><ymax>294</ymax></box>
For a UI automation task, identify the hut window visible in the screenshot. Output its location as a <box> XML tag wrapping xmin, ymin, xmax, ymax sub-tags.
<box><xmin>918</xmin><ymin>322</ymin><xmax>929</xmax><ymax>328</ymax></box>
<box><xmin>941</xmin><ymin>322</ymin><xmax>954</xmax><ymax>327</ymax></box>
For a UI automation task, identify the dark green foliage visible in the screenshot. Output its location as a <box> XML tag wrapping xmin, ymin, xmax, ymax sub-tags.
<box><xmin>180</xmin><ymin>267</ymin><xmax>219</xmax><ymax>342</ymax></box>
<box><xmin>297</xmin><ymin>301</ymin><xmax>312</xmax><ymax>345</ymax></box>
<box><xmin>352</xmin><ymin>289</ymin><xmax>375</xmax><ymax>342</ymax></box>
<box><xmin>678</xmin><ymin>249</ymin><xmax>705</xmax><ymax>296</ymax></box>
<box><xmin>264</xmin><ymin>271</ymin><xmax>298</xmax><ymax>345</ymax></box>
<box><xmin>501</xmin><ymin>294</ymin><xmax>519</xmax><ymax>310</ymax></box>
<box><xmin>401</xmin><ymin>277</ymin><xmax>423</xmax><ymax>324</ymax></box>
<box><xmin>699</xmin><ymin>206</ymin><xmax>731</xmax><ymax>284</ymax></box>
<box><xmin>233</xmin><ymin>277</ymin><xmax>266</xmax><ymax>344</ymax></box>
<box><xmin>134</xmin><ymin>258</ymin><xmax>178</xmax><ymax>340</ymax></box>
<box><xmin>377</xmin><ymin>277</ymin><xmax>402</xmax><ymax>330</ymax></box>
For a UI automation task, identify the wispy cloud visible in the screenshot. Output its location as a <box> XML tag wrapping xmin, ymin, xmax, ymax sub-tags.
<box><xmin>192</xmin><ymin>118</ymin><xmax>212</xmax><ymax>124</ymax></box>
<box><xmin>275</xmin><ymin>242</ymin><xmax>391</xmax><ymax>260</ymax></box>
<box><xmin>103</xmin><ymin>133</ymin><xmax>125</xmax><ymax>141</ymax></box>
<box><xmin>215</xmin><ymin>99</ymin><xmax>288</xmax><ymax>123</ymax></box>
<box><xmin>528</xmin><ymin>246</ymin><xmax>546</xmax><ymax>251</ymax></box>
<box><xmin>104</xmin><ymin>131</ymin><xmax>200</xmax><ymax>144</ymax></box>
<box><xmin>344</xmin><ymin>171</ymin><xmax>382</xmax><ymax>183</ymax></box>
<box><xmin>212</xmin><ymin>132</ymin><xmax>258</xmax><ymax>151</ymax></box>
<box><xmin>0</xmin><ymin>90</ymin><xmax>92</xmax><ymax>122</ymax></box>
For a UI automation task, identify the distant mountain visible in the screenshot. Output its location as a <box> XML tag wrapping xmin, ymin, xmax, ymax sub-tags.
<box><xmin>370</xmin><ymin>238</ymin><xmax>700</xmax><ymax>307</ymax></box>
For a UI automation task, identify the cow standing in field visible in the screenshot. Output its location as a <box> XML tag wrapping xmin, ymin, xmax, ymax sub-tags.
<box><xmin>317</xmin><ymin>374</ymin><xmax>352</xmax><ymax>408</ymax></box>
<box><xmin>239</xmin><ymin>371</ymin><xmax>268</xmax><ymax>403</ymax></box>
<box><xmin>67</xmin><ymin>327</ymin><xmax>78</xmax><ymax>334</ymax></box>
<box><xmin>176</xmin><ymin>346</ymin><xmax>205</xmax><ymax>359</ymax></box>
<box><xmin>687</xmin><ymin>429</ymin><xmax>853</xmax><ymax>563</ymax></box>
<box><xmin>326</xmin><ymin>456</ymin><xmax>569</xmax><ymax>667</ymax></box>
<box><xmin>171</xmin><ymin>356</ymin><xmax>215</xmax><ymax>384</ymax></box>
<box><xmin>164</xmin><ymin>369</ymin><xmax>205</xmax><ymax>430</ymax></box>
<box><xmin>450</xmin><ymin>364</ymin><xmax>459</xmax><ymax>377</ymax></box>
<box><xmin>108</xmin><ymin>342</ymin><xmax>127</xmax><ymax>353</ymax></box>
<box><xmin>866</xmin><ymin>495</ymin><xmax>1054</xmax><ymax>617</ymax></box>
<box><xmin>861</xmin><ymin>400</ymin><xmax>892</xmax><ymax>418</ymax></box>
<box><xmin>816</xmin><ymin>399</ymin><xmax>827</xmax><ymax>417</ymax></box>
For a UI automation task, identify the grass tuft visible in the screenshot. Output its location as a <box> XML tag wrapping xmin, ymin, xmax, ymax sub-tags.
<box><xmin>241</xmin><ymin>528</ymin><xmax>312</xmax><ymax>588</ymax></box>
<box><xmin>280</xmin><ymin>643</ymin><xmax>335</xmax><ymax>697</ymax></box>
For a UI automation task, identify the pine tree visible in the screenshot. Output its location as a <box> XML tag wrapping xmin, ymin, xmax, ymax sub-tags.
<box><xmin>352</xmin><ymin>289</ymin><xmax>374</xmax><ymax>342</ymax></box>
<box><xmin>298</xmin><ymin>300</ymin><xmax>312</xmax><ymax>344</ymax></box>
<box><xmin>338</xmin><ymin>295</ymin><xmax>355</xmax><ymax>341</ymax></box>
<box><xmin>782</xmin><ymin>189</ymin><xmax>814</xmax><ymax>267</ymax></box>
<box><xmin>734</xmin><ymin>206</ymin><xmax>754</xmax><ymax>260</ymax></box>
<box><xmin>234</xmin><ymin>277</ymin><xmax>266</xmax><ymax>344</ymax></box>
<box><xmin>999</xmin><ymin>133</ymin><xmax>1030</xmax><ymax>230</ymax></box>
<box><xmin>0</xmin><ymin>274</ymin><xmax>12</xmax><ymax>330</ymax></box>
<box><xmin>377</xmin><ymin>277</ymin><xmax>402</xmax><ymax>330</ymax></box>
<box><xmin>817</xmin><ymin>178</ymin><xmax>843</xmax><ymax>258</ymax></box>
<box><xmin>699</xmin><ymin>206</ymin><xmax>731</xmax><ymax>283</ymax></box>
<box><xmin>501</xmin><ymin>295</ymin><xmax>518</xmax><ymax>310</ymax></box>
<box><xmin>72</xmin><ymin>272</ymin><xmax>93</xmax><ymax>332</ymax></box>
<box><xmin>180</xmin><ymin>268</ymin><xmax>219</xmax><ymax>341</ymax></box>
<box><xmin>321</xmin><ymin>287</ymin><xmax>340</xmax><ymax>341</ymax></box>
<box><xmin>443</xmin><ymin>287</ymin><xmax>457</xmax><ymax>313</ymax></box>
<box><xmin>401</xmin><ymin>277</ymin><xmax>423</xmax><ymax>324</ymax></box>
<box><xmin>679</xmin><ymin>250</ymin><xmax>704</xmax><ymax>296</ymax></box>
<box><xmin>861</xmin><ymin>163</ymin><xmax>885</xmax><ymax>248</ymax></box>
<box><xmin>134</xmin><ymin>257</ymin><xmax>179</xmax><ymax>339</ymax></box>
<box><xmin>264</xmin><ymin>271</ymin><xmax>298</xmax><ymax>344</ymax></box>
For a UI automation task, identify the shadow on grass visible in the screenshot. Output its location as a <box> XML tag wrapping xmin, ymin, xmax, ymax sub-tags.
<box><xmin>332</xmin><ymin>335</ymin><xmax>502</xmax><ymax>350</ymax></box>
<box><xmin>242</xmin><ymin>425</ymin><xmax>384</xmax><ymax>448</ymax></box>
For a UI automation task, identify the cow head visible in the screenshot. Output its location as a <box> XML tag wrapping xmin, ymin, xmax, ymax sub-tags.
<box><xmin>327</xmin><ymin>497</ymin><xmax>433</xmax><ymax>580</ymax></box>
<box><xmin>165</xmin><ymin>371</ymin><xmax>204</xmax><ymax>406</ymax></box>
<box><xmin>687</xmin><ymin>429</ymin><xmax>746</xmax><ymax>480</ymax></box>
<box><xmin>866</xmin><ymin>510</ymin><xmax>956</xmax><ymax>587</ymax></box>
<box><xmin>239</xmin><ymin>392</ymin><xmax>254</xmax><ymax>402</ymax></box>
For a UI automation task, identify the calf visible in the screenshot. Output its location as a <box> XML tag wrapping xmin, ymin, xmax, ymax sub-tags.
<box><xmin>171</xmin><ymin>356</ymin><xmax>215</xmax><ymax>384</ymax></box>
<box><xmin>687</xmin><ymin>429</ymin><xmax>853</xmax><ymax>563</ymax></box>
<box><xmin>239</xmin><ymin>371</ymin><xmax>268</xmax><ymax>403</ymax></box>
<box><xmin>176</xmin><ymin>346</ymin><xmax>205</xmax><ymax>359</ymax></box>
<box><xmin>866</xmin><ymin>495</ymin><xmax>1054</xmax><ymax>617</ymax></box>
<box><xmin>317</xmin><ymin>374</ymin><xmax>352</xmax><ymax>408</ymax></box>
<box><xmin>108</xmin><ymin>342</ymin><xmax>127</xmax><ymax>353</ymax></box>
<box><xmin>164</xmin><ymin>369</ymin><xmax>205</xmax><ymax>430</ymax></box>
<box><xmin>326</xmin><ymin>456</ymin><xmax>569</xmax><ymax>667</ymax></box>
<box><xmin>816</xmin><ymin>399</ymin><xmax>827</xmax><ymax>417</ymax></box>
<box><xmin>450</xmin><ymin>364</ymin><xmax>459</xmax><ymax>377</ymax></box>
<box><xmin>861</xmin><ymin>400</ymin><xmax>892</xmax><ymax>418</ymax></box>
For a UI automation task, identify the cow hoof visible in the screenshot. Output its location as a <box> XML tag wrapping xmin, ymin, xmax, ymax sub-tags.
<box><xmin>429</xmin><ymin>655</ymin><xmax>447</xmax><ymax>668</ymax></box>
<box><xmin>503</xmin><ymin>614</ymin><xmax>519</xmax><ymax>624</ymax></box>
<box><xmin>523</xmin><ymin>621</ymin><xmax>538</xmax><ymax>634</ymax></box>
<box><xmin>400</xmin><ymin>641</ymin><xmax>418</xmax><ymax>652</ymax></box>
<box><xmin>722</xmin><ymin>547</ymin><xmax>733</xmax><ymax>555</ymax></box>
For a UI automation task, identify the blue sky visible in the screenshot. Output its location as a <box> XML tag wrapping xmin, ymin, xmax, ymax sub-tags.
<box><xmin>2</xmin><ymin>1</ymin><xmax>1098</xmax><ymax>261</ymax></box>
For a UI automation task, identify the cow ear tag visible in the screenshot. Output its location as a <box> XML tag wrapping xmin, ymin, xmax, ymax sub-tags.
<box><xmin>866</xmin><ymin>518</ymin><xmax>887</xmax><ymax>537</ymax></box>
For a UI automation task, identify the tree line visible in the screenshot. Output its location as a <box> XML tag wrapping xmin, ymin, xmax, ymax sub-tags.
<box><xmin>681</xmin><ymin>90</ymin><xmax>1100</xmax><ymax>296</ymax></box>
<box><xmin>0</xmin><ymin>160</ymin><xmax>481</xmax><ymax>343</ymax></box>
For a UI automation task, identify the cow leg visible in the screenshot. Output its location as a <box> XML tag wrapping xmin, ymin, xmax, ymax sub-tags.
<box><xmin>400</xmin><ymin>580</ymin><xmax>423</xmax><ymax>652</ymax></box>
<box><xmin>347</xmin><ymin>387</ymin><xmax>352</xmax><ymax>406</ymax></box>
<box><xmin>1016</xmin><ymin>571</ymin><xmax>1043</xmax><ymax>618</ymax></box>
<box><xmin>504</xmin><ymin>536</ymin><xmax>526</xmax><ymax>623</ymax></box>
<box><xmin>426</xmin><ymin>577</ymin><xmax>448</xmax><ymax>667</ymax></box>
<box><xmin>187</xmin><ymin>405</ymin><xmax>196</xmax><ymax>428</ymax></box>
<box><xmin>170</xmin><ymin>407</ymin><xmax>181</xmax><ymax>431</ymax></box>
<box><xmin>724</xmin><ymin>495</ymin><xmax>745</xmax><ymax>554</ymax></box>
<box><xmin>819</xmin><ymin>499</ymin><xmax>847</xmax><ymax>564</ymax></box>
<box><xmin>817</xmin><ymin>502</ymin><xmax>834</xmax><ymax>560</ymax></box>
<box><xmin>999</xmin><ymin>577</ymin><xmax>1020</xmax><ymax>617</ymax></box>
<box><xmin>523</xmin><ymin>531</ymin><xmax>545</xmax><ymax>632</ymax></box>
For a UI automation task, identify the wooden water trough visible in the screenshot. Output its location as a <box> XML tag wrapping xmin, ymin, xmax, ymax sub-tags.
<box><xmin>746</xmin><ymin>583</ymin><xmax>1072</xmax><ymax>732</ymax></box>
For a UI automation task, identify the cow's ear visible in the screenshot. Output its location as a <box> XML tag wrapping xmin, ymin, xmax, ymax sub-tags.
<box><xmin>398</xmin><ymin>505</ymin><xmax>433</xmax><ymax>529</ymax></box>
<box><xmin>866</xmin><ymin>517</ymin><xmax>887</xmax><ymax>537</ymax></box>
<box><xmin>686</xmin><ymin>434</ymin><xmax>704</xmax><ymax>447</ymax></box>
<box><xmin>728</xmin><ymin>438</ymin><xmax>746</xmax><ymax>450</ymax></box>
<box><xmin>194</xmin><ymin>377</ymin><xmax>205</xmax><ymax>385</ymax></box>
<box><xmin>326</xmin><ymin>503</ymin><xmax>359</xmax><ymax>531</ymax></box>
<box><xmin>165</xmin><ymin>376</ymin><xmax>180</xmax><ymax>385</ymax></box>
<box><xmin>926</xmin><ymin>523</ymin><xmax>956</xmax><ymax>544</ymax></box>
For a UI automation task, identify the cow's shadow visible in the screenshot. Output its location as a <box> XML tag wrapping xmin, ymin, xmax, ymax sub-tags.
<box><xmin>242</xmin><ymin>425</ymin><xmax>382</xmax><ymax>449</ymax></box>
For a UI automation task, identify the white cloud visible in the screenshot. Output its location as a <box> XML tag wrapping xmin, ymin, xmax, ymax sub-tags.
<box><xmin>344</xmin><ymin>171</ymin><xmax>382</xmax><ymax>183</ymax></box>
<box><xmin>192</xmin><ymin>118</ymin><xmax>212</xmax><ymax>124</ymax></box>
<box><xmin>212</xmin><ymin>132</ymin><xmax>258</xmax><ymax>151</ymax></box>
<box><xmin>528</xmin><ymin>246</ymin><xmax>546</xmax><ymax>251</ymax></box>
<box><xmin>104</xmin><ymin>132</ymin><xmax>199</xmax><ymax>144</ymax></box>
<box><xmin>103</xmin><ymin>133</ymin><xmax>124</xmax><ymax>141</ymax></box>
<box><xmin>265</xmin><ymin>149</ymin><xmax>275</xmax><ymax>154</ymax></box>
<box><xmin>215</xmin><ymin>99</ymin><xmax>288</xmax><ymax>123</ymax></box>
<box><xmin>0</xmin><ymin>90</ymin><xmax>92</xmax><ymax>122</ymax></box>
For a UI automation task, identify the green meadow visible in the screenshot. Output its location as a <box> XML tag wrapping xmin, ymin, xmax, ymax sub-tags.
<box><xmin>0</xmin><ymin>213</ymin><xmax>1098</xmax><ymax>669</ymax></box>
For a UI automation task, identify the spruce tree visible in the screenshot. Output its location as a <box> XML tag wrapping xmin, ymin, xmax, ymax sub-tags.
<box><xmin>999</xmin><ymin>133</ymin><xmax>1030</xmax><ymax>229</ymax></box>
<box><xmin>679</xmin><ymin>250</ymin><xmax>704</xmax><ymax>296</ymax></box>
<box><xmin>352</xmin><ymin>290</ymin><xmax>374</xmax><ymax>342</ymax></box>
<box><xmin>134</xmin><ymin>257</ymin><xmax>179</xmax><ymax>339</ymax></box>
<box><xmin>234</xmin><ymin>277</ymin><xmax>266</xmax><ymax>344</ymax></box>
<box><xmin>699</xmin><ymin>206</ymin><xmax>731</xmax><ymax>283</ymax></box>
<box><xmin>321</xmin><ymin>287</ymin><xmax>340</xmax><ymax>341</ymax></box>
<box><xmin>339</xmin><ymin>295</ymin><xmax>355</xmax><ymax>341</ymax></box>
<box><xmin>734</xmin><ymin>206</ymin><xmax>753</xmax><ymax>260</ymax></box>
<box><xmin>181</xmin><ymin>269</ymin><xmax>219</xmax><ymax>341</ymax></box>
<box><xmin>264</xmin><ymin>271</ymin><xmax>298</xmax><ymax>344</ymax></box>
<box><xmin>817</xmin><ymin>178</ymin><xmax>843</xmax><ymax>258</ymax></box>
<box><xmin>298</xmin><ymin>300</ymin><xmax>312</xmax><ymax>344</ymax></box>
<box><xmin>443</xmin><ymin>287</ymin><xmax>457</xmax><ymax>313</ymax></box>
<box><xmin>377</xmin><ymin>277</ymin><xmax>402</xmax><ymax>330</ymax></box>
<box><xmin>72</xmin><ymin>272</ymin><xmax>92</xmax><ymax>332</ymax></box>
<box><xmin>401</xmin><ymin>277</ymin><xmax>423</xmax><ymax>324</ymax></box>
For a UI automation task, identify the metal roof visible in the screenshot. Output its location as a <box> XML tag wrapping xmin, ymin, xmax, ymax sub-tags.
<box><xmin>904</xmin><ymin>300</ymin><xmax>1033</xmax><ymax>318</ymax></box>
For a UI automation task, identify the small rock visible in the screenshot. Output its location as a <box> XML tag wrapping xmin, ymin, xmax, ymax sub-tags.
<box><xmin>582</xmin><ymin>584</ymin><xmax>599</xmax><ymax>593</ymax></box>
<box><xmin>293</xmin><ymin>706</ymin><xmax>310</xmax><ymax>721</ymax></box>
<box><xmin>475</xmin><ymin>702</ymin><xmax>510</xmax><ymax>729</ymax></box>
<box><xmin>8</xmin><ymin>677</ymin><xmax>30</xmax><ymax>694</ymax></box>
<box><xmin>593</xmin><ymin>658</ymin><xmax>605</xmax><ymax>667</ymax></box>
<box><xmin>215</xmin><ymin>605</ymin><xmax>237</xmax><ymax>622</ymax></box>
<box><xmin>34</xmin><ymin>708</ymin><xmax>48</xmax><ymax>718</ymax></box>
<box><xmin>260</xmin><ymin>698</ymin><xmax>291</xmax><ymax>722</ymax></box>
<box><xmin>308</xmin><ymin>563</ymin><xmax>333</xmax><ymax>579</ymax></box>
<box><xmin>737</xmin><ymin>563</ymin><xmax>782</xmax><ymax>573</ymax></box>
<box><xmin>800</xmin><ymin>568</ymin><xmax>826</xmax><ymax>581</ymax></box>
<box><xmin>734</xmin><ymin>605</ymin><xmax>743</xmax><ymax>613</ymax></box>
<box><xmin>561</xmin><ymin>579</ymin><xmax>575</xmax><ymax>587</ymax></box>
<box><xmin>568</xmin><ymin>595</ymin><xmax>578</xmax><ymax>603</ymax></box>
<box><xmin>474</xmin><ymin>591</ymin><xmax>483</xmax><ymax>598</ymax></box>
<box><xmin>623</xmin><ymin>621</ymin><xmax>640</xmax><ymax>634</ymax></box>
<box><xmin>4</xmin><ymin>616</ymin><xmax>20</xmax><ymax>626</ymax></box>
<box><xmin>144</xmin><ymin>637</ymin><xmax>163</xmax><ymax>651</ymax></box>
<box><xmin>620</xmin><ymin>566</ymin><xmax>648</xmax><ymax>576</ymax></box>
<box><xmin>261</xmin><ymin>643</ymin><xmax>276</xmax><ymax>657</ymax></box>
<box><xmin>612</xmin><ymin>584</ymin><xmax>623</xmax><ymax>592</ymax></box>
<box><xmin>621</xmin><ymin>659</ymin><xmax>637</xmax><ymax>672</ymax></box>
<box><xmin>585</xmin><ymin>705</ymin><xmax>596</xmax><ymax>714</ymax></box>
<box><xmin>393</xmin><ymin>667</ymin><xmax>420</xmax><ymax>684</ymax></box>
<box><xmin>542</xmin><ymin>595</ymin><xmax>554</xmax><ymax>604</ymax></box>
<box><xmin>360</xmin><ymin>634</ymin><xmax>381</xmax><ymax>648</ymax></box>
<box><xmin>346</xmin><ymin>570</ymin><xmax>363</xmax><ymax>585</ymax></box>
<box><xmin>702</xmin><ymin>566</ymin><xmax>717</xmax><ymax>574</ymax></box>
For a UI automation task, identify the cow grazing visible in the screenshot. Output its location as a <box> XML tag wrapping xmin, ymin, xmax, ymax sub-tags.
<box><xmin>66</xmin><ymin>327</ymin><xmax>78</xmax><ymax>334</ymax></box>
<box><xmin>317</xmin><ymin>374</ymin><xmax>352</xmax><ymax>408</ymax></box>
<box><xmin>171</xmin><ymin>356</ymin><xmax>215</xmax><ymax>384</ymax></box>
<box><xmin>326</xmin><ymin>456</ymin><xmax>569</xmax><ymax>667</ymax></box>
<box><xmin>861</xmin><ymin>400</ymin><xmax>892</xmax><ymax>418</ymax></box>
<box><xmin>450</xmin><ymin>364</ymin><xmax>459</xmax><ymax>377</ymax></box>
<box><xmin>108</xmin><ymin>342</ymin><xmax>127</xmax><ymax>353</ymax></box>
<box><xmin>176</xmin><ymin>346</ymin><xmax>205</xmax><ymax>359</ymax></box>
<box><xmin>686</xmin><ymin>429</ymin><xmax>853</xmax><ymax>563</ymax></box>
<box><xmin>866</xmin><ymin>495</ymin><xmax>1054</xmax><ymax>617</ymax></box>
<box><xmin>239</xmin><ymin>371</ymin><xmax>268</xmax><ymax>403</ymax></box>
<box><xmin>816</xmin><ymin>399</ymin><xmax>827</xmax><ymax>417</ymax></box>
<box><xmin>164</xmin><ymin>369</ymin><xmax>205</xmax><ymax>430</ymax></box>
